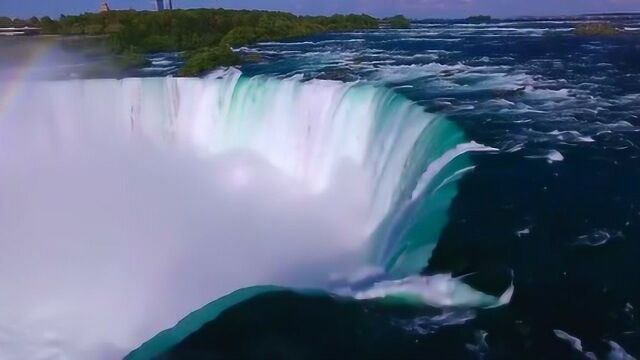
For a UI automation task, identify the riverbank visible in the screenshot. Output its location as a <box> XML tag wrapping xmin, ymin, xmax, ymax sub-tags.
<box><xmin>22</xmin><ymin>9</ymin><xmax>408</xmax><ymax>76</ymax></box>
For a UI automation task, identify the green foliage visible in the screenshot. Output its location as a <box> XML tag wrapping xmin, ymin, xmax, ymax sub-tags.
<box><xmin>16</xmin><ymin>9</ymin><xmax>378</xmax><ymax>75</ymax></box>
<box><xmin>139</xmin><ymin>35</ymin><xmax>174</xmax><ymax>52</ymax></box>
<box><xmin>385</xmin><ymin>15</ymin><xmax>410</xmax><ymax>29</ymax></box>
<box><xmin>104</xmin><ymin>22</ymin><xmax>124</xmax><ymax>34</ymax></box>
<box><xmin>0</xmin><ymin>16</ymin><xmax>12</xmax><ymax>28</ymax></box>
<box><xmin>12</xmin><ymin>18</ymin><xmax>27</xmax><ymax>28</ymax></box>
<box><xmin>113</xmin><ymin>51</ymin><xmax>149</xmax><ymax>69</ymax></box>
<box><xmin>68</xmin><ymin>23</ymin><xmax>85</xmax><ymax>35</ymax></box>
<box><xmin>39</xmin><ymin>9</ymin><xmax>377</xmax><ymax>51</ymax></box>
<box><xmin>575</xmin><ymin>22</ymin><xmax>622</xmax><ymax>36</ymax></box>
<box><xmin>84</xmin><ymin>24</ymin><xmax>104</xmax><ymax>35</ymax></box>
<box><xmin>221</xmin><ymin>26</ymin><xmax>259</xmax><ymax>46</ymax></box>
<box><xmin>39</xmin><ymin>16</ymin><xmax>59</xmax><ymax>34</ymax></box>
<box><xmin>180</xmin><ymin>46</ymin><xmax>241</xmax><ymax>76</ymax></box>
<box><xmin>467</xmin><ymin>15</ymin><xmax>492</xmax><ymax>23</ymax></box>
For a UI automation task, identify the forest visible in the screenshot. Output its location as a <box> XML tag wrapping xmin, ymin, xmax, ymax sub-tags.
<box><xmin>1</xmin><ymin>9</ymin><xmax>396</xmax><ymax>75</ymax></box>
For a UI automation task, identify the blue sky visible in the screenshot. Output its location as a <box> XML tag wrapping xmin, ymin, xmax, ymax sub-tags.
<box><xmin>1</xmin><ymin>0</ymin><xmax>639</xmax><ymax>19</ymax></box>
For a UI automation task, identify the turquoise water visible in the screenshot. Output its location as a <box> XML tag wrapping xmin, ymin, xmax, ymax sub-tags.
<box><xmin>0</xmin><ymin>70</ymin><xmax>506</xmax><ymax>359</ymax></box>
<box><xmin>121</xmin><ymin>73</ymin><xmax>502</xmax><ymax>359</ymax></box>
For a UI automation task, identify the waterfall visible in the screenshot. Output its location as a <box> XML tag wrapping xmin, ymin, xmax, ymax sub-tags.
<box><xmin>5</xmin><ymin>69</ymin><xmax>475</xmax><ymax>265</ymax></box>
<box><xmin>0</xmin><ymin>70</ymin><xmax>500</xmax><ymax>359</ymax></box>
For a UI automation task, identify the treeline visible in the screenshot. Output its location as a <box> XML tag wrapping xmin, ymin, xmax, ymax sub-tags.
<box><xmin>575</xmin><ymin>22</ymin><xmax>623</xmax><ymax>36</ymax></box>
<box><xmin>11</xmin><ymin>9</ymin><xmax>383</xmax><ymax>75</ymax></box>
<box><xmin>0</xmin><ymin>16</ymin><xmax>42</xmax><ymax>28</ymax></box>
<box><xmin>383</xmin><ymin>15</ymin><xmax>411</xmax><ymax>29</ymax></box>
<box><xmin>40</xmin><ymin>10</ymin><xmax>378</xmax><ymax>51</ymax></box>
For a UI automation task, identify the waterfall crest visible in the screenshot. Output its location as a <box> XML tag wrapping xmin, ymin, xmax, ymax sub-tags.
<box><xmin>0</xmin><ymin>71</ymin><xmax>493</xmax><ymax>359</ymax></box>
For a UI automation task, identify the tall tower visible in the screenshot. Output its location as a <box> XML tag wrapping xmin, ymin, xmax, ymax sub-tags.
<box><xmin>99</xmin><ymin>1</ymin><xmax>110</xmax><ymax>13</ymax></box>
<box><xmin>155</xmin><ymin>0</ymin><xmax>165</xmax><ymax>11</ymax></box>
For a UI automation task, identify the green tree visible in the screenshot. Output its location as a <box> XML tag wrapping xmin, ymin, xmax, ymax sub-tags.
<box><xmin>28</xmin><ymin>9</ymin><xmax>380</xmax><ymax>74</ymax></box>
<box><xmin>27</xmin><ymin>16</ymin><xmax>40</xmax><ymax>26</ymax></box>
<box><xmin>387</xmin><ymin>15</ymin><xmax>410</xmax><ymax>29</ymax></box>
<box><xmin>69</xmin><ymin>23</ymin><xmax>85</xmax><ymax>35</ymax></box>
<box><xmin>84</xmin><ymin>24</ymin><xmax>104</xmax><ymax>35</ymax></box>
<box><xmin>104</xmin><ymin>22</ymin><xmax>124</xmax><ymax>34</ymax></box>
<box><xmin>39</xmin><ymin>16</ymin><xmax>59</xmax><ymax>33</ymax></box>
<box><xmin>221</xmin><ymin>26</ymin><xmax>258</xmax><ymax>46</ymax></box>
<box><xmin>180</xmin><ymin>46</ymin><xmax>240</xmax><ymax>76</ymax></box>
<box><xmin>0</xmin><ymin>16</ymin><xmax>12</xmax><ymax>28</ymax></box>
<box><xmin>12</xmin><ymin>18</ymin><xmax>27</xmax><ymax>28</ymax></box>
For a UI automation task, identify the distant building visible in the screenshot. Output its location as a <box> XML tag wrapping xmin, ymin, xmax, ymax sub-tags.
<box><xmin>99</xmin><ymin>1</ymin><xmax>110</xmax><ymax>13</ymax></box>
<box><xmin>155</xmin><ymin>0</ymin><xmax>164</xmax><ymax>11</ymax></box>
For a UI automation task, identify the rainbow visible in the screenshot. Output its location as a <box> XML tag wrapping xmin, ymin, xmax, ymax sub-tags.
<box><xmin>0</xmin><ymin>39</ymin><xmax>56</xmax><ymax>117</ymax></box>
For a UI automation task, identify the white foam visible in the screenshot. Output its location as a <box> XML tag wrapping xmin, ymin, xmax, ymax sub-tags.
<box><xmin>554</xmin><ymin>330</ymin><xmax>584</xmax><ymax>352</ymax></box>
<box><xmin>526</xmin><ymin>150</ymin><xmax>564</xmax><ymax>163</ymax></box>
<box><xmin>351</xmin><ymin>274</ymin><xmax>513</xmax><ymax>308</ymax></box>
<box><xmin>258</xmin><ymin>40</ymin><xmax>315</xmax><ymax>46</ymax></box>
<box><xmin>516</xmin><ymin>228</ymin><xmax>531</xmax><ymax>237</ymax></box>
<box><xmin>573</xmin><ymin>229</ymin><xmax>622</xmax><ymax>247</ymax></box>
<box><xmin>546</xmin><ymin>150</ymin><xmax>565</xmax><ymax>163</ymax></box>
<box><xmin>607</xmin><ymin>340</ymin><xmax>637</xmax><ymax>360</ymax></box>
<box><xmin>370</xmin><ymin>63</ymin><xmax>469</xmax><ymax>82</ymax></box>
<box><xmin>506</xmin><ymin>143</ymin><xmax>525</xmax><ymax>153</ymax></box>
<box><xmin>431</xmin><ymin>166</ymin><xmax>477</xmax><ymax>194</ymax></box>
<box><xmin>412</xmin><ymin>142</ymin><xmax>498</xmax><ymax>201</ymax></box>
<box><xmin>400</xmin><ymin>310</ymin><xmax>477</xmax><ymax>335</ymax></box>
<box><xmin>547</xmin><ymin>130</ymin><xmax>596</xmax><ymax>143</ymax></box>
<box><xmin>525</xmin><ymin>87</ymin><xmax>571</xmax><ymax>100</ymax></box>
<box><xmin>1</xmin><ymin>73</ymin><xmax>463</xmax><ymax>359</ymax></box>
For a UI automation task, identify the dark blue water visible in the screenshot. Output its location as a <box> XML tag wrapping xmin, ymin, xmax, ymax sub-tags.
<box><xmin>156</xmin><ymin>15</ymin><xmax>640</xmax><ymax>359</ymax></box>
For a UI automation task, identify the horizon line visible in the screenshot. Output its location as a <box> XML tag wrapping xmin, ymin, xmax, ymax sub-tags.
<box><xmin>1</xmin><ymin>7</ymin><xmax>640</xmax><ymax>21</ymax></box>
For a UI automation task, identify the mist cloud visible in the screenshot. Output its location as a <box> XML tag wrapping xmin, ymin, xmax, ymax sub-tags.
<box><xmin>0</xmin><ymin>80</ymin><xmax>371</xmax><ymax>358</ymax></box>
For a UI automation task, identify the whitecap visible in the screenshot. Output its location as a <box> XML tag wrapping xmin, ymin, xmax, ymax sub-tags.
<box><xmin>607</xmin><ymin>340</ymin><xmax>637</xmax><ymax>360</ymax></box>
<box><xmin>350</xmin><ymin>273</ymin><xmax>513</xmax><ymax>308</ymax></box>
<box><xmin>573</xmin><ymin>229</ymin><xmax>623</xmax><ymax>247</ymax></box>
<box><xmin>547</xmin><ymin>150</ymin><xmax>565</xmax><ymax>162</ymax></box>
<box><xmin>578</xmin><ymin>136</ymin><xmax>595</xmax><ymax>142</ymax></box>
<box><xmin>516</xmin><ymin>228</ymin><xmax>531</xmax><ymax>237</ymax></box>
<box><xmin>257</xmin><ymin>40</ymin><xmax>315</xmax><ymax>46</ymax></box>
<box><xmin>411</xmin><ymin>142</ymin><xmax>498</xmax><ymax>201</ymax></box>
<box><xmin>431</xmin><ymin>166</ymin><xmax>476</xmax><ymax>194</ymax></box>
<box><xmin>398</xmin><ymin>310</ymin><xmax>476</xmax><ymax>335</ymax></box>
<box><xmin>370</xmin><ymin>63</ymin><xmax>469</xmax><ymax>82</ymax></box>
<box><xmin>547</xmin><ymin>130</ymin><xmax>596</xmax><ymax>143</ymax></box>
<box><xmin>140</xmin><ymin>66</ymin><xmax>178</xmax><ymax>72</ymax></box>
<box><xmin>151</xmin><ymin>59</ymin><xmax>173</xmax><ymax>66</ymax></box>
<box><xmin>525</xmin><ymin>87</ymin><xmax>571</xmax><ymax>100</ymax></box>
<box><xmin>526</xmin><ymin>150</ymin><xmax>564</xmax><ymax>163</ymax></box>
<box><xmin>554</xmin><ymin>330</ymin><xmax>584</xmax><ymax>352</ymax></box>
<box><xmin>505</xmin><ymin>143</ymin><xmax>525</xmax><ymax>153</ymax></box>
